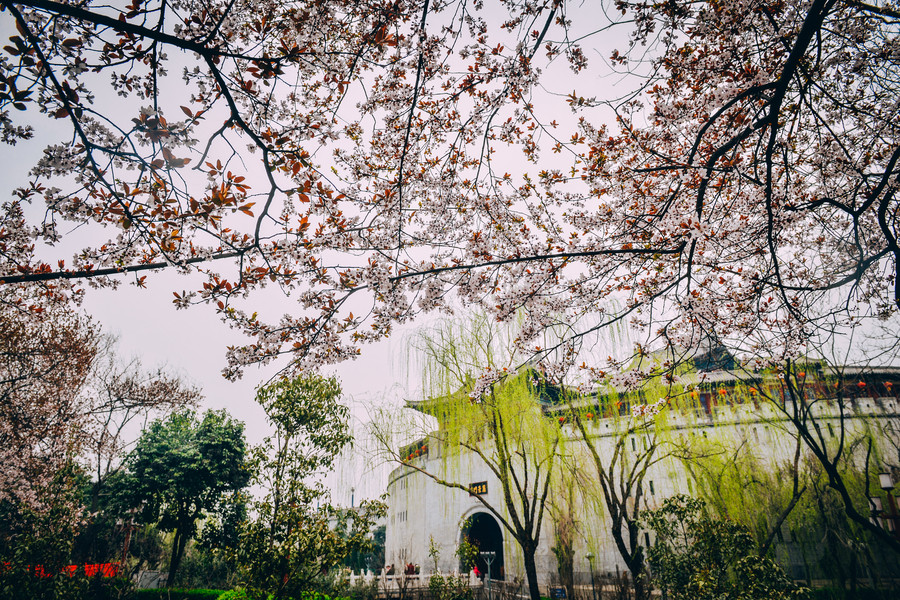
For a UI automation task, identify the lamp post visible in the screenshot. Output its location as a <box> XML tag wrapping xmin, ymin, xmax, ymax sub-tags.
<box><xmin>480</xmin><ymin>551</ymin><xmax>496</xmax><ymax>600</ymax></box>
<box><xmin>879</xmin><ymin>472</ymin><xmax>900</xmax><ymax>542</ymax></box>
<box><xmin>585</xmin><ymin>553</ymin><xmax>596</xmax><ymax>600</ymax></box>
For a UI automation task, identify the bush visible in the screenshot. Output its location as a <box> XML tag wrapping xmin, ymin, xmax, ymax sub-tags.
<box><xmin>133</xmin><ymin>589</ymin><xmax>224</xmax><ymax>600</ymax></box>
<box><xmin>808</xmin><ymin>589</ymin><xmax>897</xmax><ymax>600</ymax></box>
<box><xmin>429</xmin><ymin>574</ymin><xmax>473</xmax><ymax>600</ymax></box>
<box><xmin>217</xmin><ymin>590</ymin><xmax>250</xmax><ymax>600</ymax></box>
<box><xmin>320</xmin><ymin>574</ymin><xmax>378</xmax><ymax>600</ymax></box>
<box><xmin>644</xmin><ymin>495</ymin><xmax>809</xmax><ymax>600</ymax></box>
<box><xmin>174</xmin><ymin>543</ymin><xmax>238</xmax><ymax>590</ymax></box>
<box><xmin>0</xmin><ymin>571</ymin><xmax>133</xmax><ymax>600</ymax></box>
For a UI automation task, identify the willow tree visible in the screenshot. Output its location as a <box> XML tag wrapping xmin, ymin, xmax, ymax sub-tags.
<box><xmin>379</xmin><ymin>315</ymin><xmax>565</xmax><ymax>600</ymax></box>
<box><xmin>547</xmin><ymin>461</ymin><xmax>580</xmax><ymax>600</ymax></box>
<box><xmin>677</xmin><ymin>420</ymin><xmax>808</xmax><ymax>558</ymax></box>
<box><xmin>721</xmin><ymin>363</ymin><xmax>900</xmax><ymax>556</ymax></box>
<box><xmin>565</xmin><ymin>386</ymin><xmax>669</xmax><ymax>600</ymax></box>
<box><xmin>672</xmin><ymin>423</ymin><xmax>897</xmax><ymax>590</ymax></box>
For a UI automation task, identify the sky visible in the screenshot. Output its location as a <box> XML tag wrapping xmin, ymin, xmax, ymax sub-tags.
<box><xmin>79</xmin><ymin>271</ymin><xmax>415</xmax><ymax>505</ymax></box>
<box><xmin>3</xmin><ymin>118</ymin><xmax>411</xmax><ymax>504</ymax></box>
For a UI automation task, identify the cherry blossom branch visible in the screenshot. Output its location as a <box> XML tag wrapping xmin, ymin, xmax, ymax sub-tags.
<box><xmin>0</xmin><ymin>249</ymin><xmax>243</xmax><ymax>284</ymax></box>
<box><xmin>389</xmin><ymin>243</ymin><xmax>686</xmax><ymax>282</ymax></box>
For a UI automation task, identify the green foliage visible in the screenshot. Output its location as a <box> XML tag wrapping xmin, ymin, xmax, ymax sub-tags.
<box><xmin>644</xmin><ymin>495</ymin><xmax>809</xmax><ymax>600</ymax></box>
<box><xmin>226</xmin><ymin>374</ymin><xmax>383</xmax><ymax>600</ymax></box>
<box><xmin>127</xmin><ymin>409</ymin><xmax>250</xmax><ymax>532</ymax></box>
<box><xmin>549</xmin><ymin>469</ymin><xmax>577</xmax><ymax>600</ymax></box>
<box><xmin>403</xmin><ymin>315</ymin><xmax>565</xmax><ymax>600</ymax></box>
<box><xmin>429</xmin><ymin>574</ymin><xmax>473</xmax><ymax>600</ymax></box>
<box><xmin>124</xmin><ymin>409</ymin><xmax>250</xmax><ymax>586</ymax></box>
<box><xmin>428</xmin><ymin>535</ymin><xmax>441</xmax><ymax>573</ymax></box>
<box><xmin>173</xmin><ymin>540</ymin><xmax>238</xmax><ymax>590</ymax></box>
<box><xmin>455</xmin><ymin>536</ymin><xmax>478</xmax><ymax>572</ymax></box>
<box><xmin>235</xmin><ymin>501</ymin><xmax>384</xmax><ymax>599</ymax></box>
<box><xmin>128</xmin><ymin>523</ymin><xmax>168</xmax><ymax>574</ymax></box>
<box><xmin>200</xmin><ymin>491</ymin><xmax>249</xmax><ymax>551</ymax></box>
<box><xmin>73</xmin><ymin>468</ymin><xmax>163</xmax><ymax>567</ymax></box>
<box><xmin>0</xmin><ymin>463</ymin><xmax>90</xmax><ymax>597</ymax></box>
<box><xmin>0</xmin><ymin>572</ymin><xmax>133</xmax><ymax>600</ymax></box>
<box><xmin>678</xmin><ymin>383</ymin><xmax>900</xmax><ymax>585</ymax></box>
<box><xmin>343</xmin><ymin>524</ymin><xmax>385</xmax><ymax>574</ymax></box>
<box><xmin>253</xmin><ymin>374</ymin><xmax>352</xmax><ymax>477</ymax></box>
<box><xmin>216</xmin><ymin>590</ymin><xmax>250</xmax><ymax>600</ymax></box>
<box><xmin>322</xmin><ymin>575</ymin><xmax>378</xmax><ymax>600</ymax></box>
<box><xmin>133</xmin><ymin>589</ymin><xmax>224</xmax><ymax>600</ymax></box>
<box><xmin>786</xmin><ymin>465</ymin><xmax>900</xmax><ymax>589</ymax></box>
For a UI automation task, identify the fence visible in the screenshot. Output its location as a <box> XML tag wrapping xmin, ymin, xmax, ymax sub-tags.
<box><xmin>344</xmin><ymin>570</ymin><xmax>640</xmax><ymax>600</ymax></box>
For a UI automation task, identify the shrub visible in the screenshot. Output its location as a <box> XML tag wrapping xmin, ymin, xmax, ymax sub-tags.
<box><xmin>644</xmin><ymin>495</ymin><xmax>809</xmax><ymax>600</ymax></box>
<box><xmin>133</xmin><ymin>589</ymin><xmax>224</xmax><ymax>600</ymax></box>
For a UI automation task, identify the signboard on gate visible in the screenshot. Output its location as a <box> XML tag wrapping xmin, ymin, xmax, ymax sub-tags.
<box><xmin>469</xmin><ymin>481</ymin><xmax>488</xmax><ymax>496</ymax></box>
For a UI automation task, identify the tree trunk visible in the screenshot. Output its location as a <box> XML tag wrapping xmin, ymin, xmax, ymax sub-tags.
<box><xmin>166</xmin><ymin>526</ymin><xmax>190</xmax><ymax>587</ymax></box>
<box><xmin>626</xmin><ymin>546</ymin><xmax>648</xmax><ymax>600</ymax></box>
<box><xmin>522</xmin><ymin>544</ymin><xmax>542</xmax><ymax>600</ymax></box>
<box><xmin>559</xmin><ymin>549</ymin><xmax>573</xmax><ymax>600</ymax></box>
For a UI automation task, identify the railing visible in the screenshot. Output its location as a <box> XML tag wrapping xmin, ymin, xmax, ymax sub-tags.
<box><xmin>343</xmin><ymin>571</ymin><xmax>636</xmax><ymax>600</ymax></box>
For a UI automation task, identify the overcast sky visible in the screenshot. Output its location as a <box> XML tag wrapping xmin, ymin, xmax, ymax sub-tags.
<box><xmin>82</xmin><ymin>272</ymin><xmax>417</xmax><ymax>504</ymax></box>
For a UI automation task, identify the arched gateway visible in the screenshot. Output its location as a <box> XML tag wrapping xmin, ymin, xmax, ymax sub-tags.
<box><xmin>461</xmin><ymin>511</ymin><xmax>504</xmax><ymax>580</ymax></box>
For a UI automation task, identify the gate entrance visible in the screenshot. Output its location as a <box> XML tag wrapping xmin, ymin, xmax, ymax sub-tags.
<box><xmin>461</xmin><ymin>512</ymin><xmax>504</xmax><ymax>580</ymax></box>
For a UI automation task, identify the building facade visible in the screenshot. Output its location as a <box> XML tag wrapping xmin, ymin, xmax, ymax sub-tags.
<box><xmin>384</xmin><ymin>366</ymin><xmax>900</xmax><ymax>586</ymax></box>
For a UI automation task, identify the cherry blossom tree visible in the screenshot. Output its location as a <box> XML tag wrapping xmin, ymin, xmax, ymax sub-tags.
<box><xmin>0</xmin><ymin>0</ymin><xmax>896</xmax><ymax>388</ymax></box>
<box><xmin>0</xmin><ymin>285</ymin><xmax>99</xmax><ymax>511</ymax></box>
<box><xmin>0</xmin><ymin>276</ymin><xmax>199</xmax><ymax>528</ymax></box>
